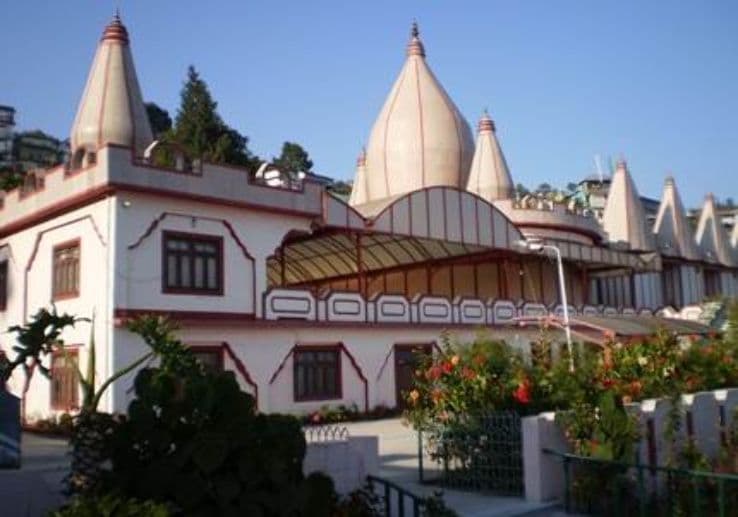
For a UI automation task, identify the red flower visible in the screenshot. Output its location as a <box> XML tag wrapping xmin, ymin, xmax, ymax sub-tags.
<box><xmin>441</xmin><ymin>361</ymin><xmax>454</xmax><ymax>375</ymax></box>
<box><xmin>601</xmin><ymin>378</ymin><xmax>615</xmax><ymax>389</ymax></box>
<box><xmin>513</xmin><ymin>379</ymin><xmax>532</xmax><ymax>404</ymax></box>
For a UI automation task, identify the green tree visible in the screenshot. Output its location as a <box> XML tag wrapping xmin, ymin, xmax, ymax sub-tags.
<box><xmin>272</xmin><ymin>141</ymin><xmax>313</xmax><ymax>174</ymax></box>
<box><xmin>171</xmin><ymin>66</ymin><xmax>259</xmax><ymax>172</ymax></box>
<box><xmin>145</xmin><ymin>102</ymin><xmax>172</xmax><ymax>139</ymax></box>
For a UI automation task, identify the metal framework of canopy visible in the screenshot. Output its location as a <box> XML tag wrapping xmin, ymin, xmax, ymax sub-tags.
<box><xmin>266</xmin><ymin>187</ymin><xmax>662</xmax><ymax>287</ymax></box>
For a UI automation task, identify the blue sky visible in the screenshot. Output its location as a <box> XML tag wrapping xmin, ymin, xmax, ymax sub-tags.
<box><xmin>2</xmin><ymin>1</ymin><xmax>738</xmax><ymax>207</ymax></box>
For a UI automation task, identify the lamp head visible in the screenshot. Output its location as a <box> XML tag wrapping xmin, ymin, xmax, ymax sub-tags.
<box><xmin>514</xmin><ymin>238</ymin><xmax>544</xmax><ymax>252</ymax></box>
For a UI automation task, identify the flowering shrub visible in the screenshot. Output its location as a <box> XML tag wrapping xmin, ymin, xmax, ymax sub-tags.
<box><xmin>405</xmin><ymin>315</ymin><xmax>738</xmax><ymax>464</ymax></box>
<box><xmin>404</xmin><ymin>337</ymin><xmax>540</xmax><ymax>431</ymax></box>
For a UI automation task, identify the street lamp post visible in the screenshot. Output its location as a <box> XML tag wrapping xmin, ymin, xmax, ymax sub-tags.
<box><xmin>515</xmin><ymin>239</ymin><xmax>574</xmax><ymax>372</ymax></box>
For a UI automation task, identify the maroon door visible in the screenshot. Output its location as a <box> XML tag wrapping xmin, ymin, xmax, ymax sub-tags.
<box><xmin>394</xmin><ymin>344</ymin><xmax>432</xmax><ymax>409</ymax></box>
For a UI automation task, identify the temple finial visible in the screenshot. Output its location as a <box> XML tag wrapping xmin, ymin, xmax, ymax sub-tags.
<box><xmin>407</xmin><ymin>20</ymin><xmax>425</xmax><ymax>57</ymax></box>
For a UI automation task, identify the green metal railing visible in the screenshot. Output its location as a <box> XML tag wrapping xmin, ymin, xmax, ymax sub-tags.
<box><xmin>367</xmin><ymin>475</ymin><xmax>425</xmax><ymax>517</ymax></box>
<box><xmin>417</xmin><ymin>411</ymin><xmax>523</xmax><ymax>495</ymax></box>
<box><xmin>544</xmin><ymin>448</ymin><xmax>738</xmax><ymax>516</ymax></box>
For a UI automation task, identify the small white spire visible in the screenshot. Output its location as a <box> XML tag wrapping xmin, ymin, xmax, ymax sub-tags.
<box><xmin>466</xmin><ymin>110</ymin><xmax>513</xmax><ymax>202</ymax></box>
<box><xmin>653</xmin><ymin>176</ymin><xmax>700</xmax><ymax>260</ymax></box>
<box><xmin>349</xmin><ymin>147</ymin><xmax>369</xmax><ymax>206</ymax></box>
<box><xmin>602</xmin><ymin>160</ymin><xmax>654</xmax><ymax>251</ymax></box>
<box><xmin>695</xmin><ymin>193</ymin><xmax>734</xmax><ymax>265</ymax></box>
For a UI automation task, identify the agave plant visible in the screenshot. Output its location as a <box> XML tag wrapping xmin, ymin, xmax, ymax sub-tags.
<box><xmin>60</xmin><ymin>315</ymin><xmax>155</xmax><ymax>494</ymax></box>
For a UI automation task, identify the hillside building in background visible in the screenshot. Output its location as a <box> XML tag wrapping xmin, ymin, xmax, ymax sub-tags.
<box><xmin>0</xmin><ymin>16</ymin><xmax>732</xmax><ymax>420</ymax></box>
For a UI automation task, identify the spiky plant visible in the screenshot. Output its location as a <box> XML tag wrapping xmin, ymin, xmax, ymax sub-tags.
<box><xmin>62</xmin><ymin>317</ymin><xmax>154</xmax><ymax>494</ymax></box>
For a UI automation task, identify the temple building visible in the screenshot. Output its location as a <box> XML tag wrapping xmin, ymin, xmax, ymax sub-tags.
<box><xmin>0</xmin><ymin>17</ymin><xmax>734</xmax><ymax>419</ymax></box>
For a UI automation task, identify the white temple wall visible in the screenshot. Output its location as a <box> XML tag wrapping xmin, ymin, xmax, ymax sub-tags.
<box><xmin>113</xmin><ymin>192</ymin><xmax>313</xmax><ymax>318</ymax></box>
<box><xmin>110</xmin><ymin>325</ymin><xmax>538</xmax><ymax>415</ymax></box>
<box><xmin>0</xmin><ymin>198</ymin><xmax>114</xmax><ymax>421</ymax></box>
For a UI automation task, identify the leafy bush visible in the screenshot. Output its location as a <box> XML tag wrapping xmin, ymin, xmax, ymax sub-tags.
<box><xmin>52</xmin><ymin>493</ymin><xmax>171</xmax><ymax>517</ymax></box>
<box><xmin>95</xmin><ymin>316</ymin><xmax>337</xmax><ymax>516</ymax></box>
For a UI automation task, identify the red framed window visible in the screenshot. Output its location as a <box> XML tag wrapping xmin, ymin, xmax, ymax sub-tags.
<box><xmin>0</xmin><ymin>260</ymin><xmax>7</xmax><ymax>310</ymax></box>
<box><xmin>52</xmin><ymin>240</ymin><xmax>80</xmax><ymax>300</ymax></box>
<box><xmin>294</xmin><ymin>346</ymin><xmax>341</xmax><ymax>402</ymax></box>
<box><xmin>162</xmin><ymin>231</ymin><xmax>223</xmax><ymax>295</ymax></box>
<box><xmin>190</xmin><ymin>346</ymin><xmax>224</xmax><ymax>374</ymax></box>
<box><xmin>51</xmin><ymin>349</ymin><xmax>79</xmax><ymax>410</ymax></box>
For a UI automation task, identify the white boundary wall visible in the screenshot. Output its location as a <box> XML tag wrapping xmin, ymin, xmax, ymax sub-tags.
<box><xmin>523</xmin><ymin>388</ymin><xmax>738</xmax><ymax>503</ymax></box>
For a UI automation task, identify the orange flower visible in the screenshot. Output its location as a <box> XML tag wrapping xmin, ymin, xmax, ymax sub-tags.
<box><xmin>461</xmin><ymin>367</ymin><xmax>476</xmax><ymax>380</ymax></box>
<box><xmin>408</xmin><ymin>390</ymin><xmax>420</xmax><ymax>404</ymax></box>
<box><xmin>431</xmin><ymin>388</ymin><xmax>444</xmax><ymax>405</ymax></box>
<box><xmin>450</xmin><ymin>355</ymin><xmax>460</xmax><ymax>366</ymax></box>
<box><xmin>628</xmin><ymin>380</ymin><xmax>642</xmax><ymax>397</ymax></box>
<box><xmin>473</xmin><ymin>354</ymin><xmax>486</xmax><ymax>366</ymax></box>
<box><xmin>602</xmin><ymin>347</ymin><xmax>614</xmax><ymax>371</ymax></box>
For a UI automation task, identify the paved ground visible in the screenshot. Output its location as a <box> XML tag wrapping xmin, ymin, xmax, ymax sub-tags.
<box><xmin>3</xmin><ymin>421</ymin><xmax>565</xmax><ymax>517</ymax></box>
<box><xmin>0</xmin><ymin>433</ymin><xmax>70</xmax><ymax>517</ymax></box>
<box><xmin>343</xmin><ymin>418</ymin><xmax>562</xmax><ymax>516</ymax></box>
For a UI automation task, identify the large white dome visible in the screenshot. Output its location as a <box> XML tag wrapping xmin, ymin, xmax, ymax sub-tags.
<box><xmin>358</xmin><ymin>23</ymin><xmax>474</xmax><ymax>204</ymax></box>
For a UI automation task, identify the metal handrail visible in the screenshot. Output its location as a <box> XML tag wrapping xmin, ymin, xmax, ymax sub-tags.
<box><xmin>367</xmin><ymin>475</ymin><xmax>424</xmax><ymax>517</ymax></box>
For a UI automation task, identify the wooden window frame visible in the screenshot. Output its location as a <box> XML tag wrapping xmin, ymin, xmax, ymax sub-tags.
<box><xmin>52</xmin><ymin>239</ymin><xmax>81</xmax><ymax>301</ymax></box>
<box><xmin>0</xmin><ymin>259</ymin><xmax>7</xmax><ymax>311</ymax></box>
<box><xmin>161</xmin><ymin>230</ymin><xmax>224</xmax><ymax>296</ymax></box>
<box><xmin>188</xmin><ymin>345</ymin><xmax>225</xmax><ymax>373</ymax></box>
<box><xmin>50</xmin><ymin>347</ymin><xmax>79</xmax><ymax>411</ymax></box>
<box><xmin>293</xmin><ymin>345</ymin><xmax>342</xmax><ymax>402</ymax></box>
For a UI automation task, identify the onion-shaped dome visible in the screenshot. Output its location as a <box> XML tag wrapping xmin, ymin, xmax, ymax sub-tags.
<box><xmin>359</xmin><ymin>22</ymin><xmax>474</xmax><ymax>204</ymax></box>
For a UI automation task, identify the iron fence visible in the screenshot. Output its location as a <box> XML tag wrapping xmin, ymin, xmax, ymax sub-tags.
<box><xmin>417</xmin><ymin>411</ymin><xmax>523</xmax><ymax>495</ymax></box>
<box><xmin>545</xmin><ymin>448</ymin><xmax>738</xmax><ymax>516</ymax></box>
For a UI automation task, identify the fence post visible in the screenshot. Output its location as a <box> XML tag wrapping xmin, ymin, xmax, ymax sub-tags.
<box><xmin>417</xmin><ymin>430</ymin><xmax>424</xmax><ymax>483</ymax></box>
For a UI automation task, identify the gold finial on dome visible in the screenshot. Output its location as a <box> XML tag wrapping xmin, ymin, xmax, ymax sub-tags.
<box><xmin>407</xmin><ymin>20</ymin><xmax>425</xmax><ymax>57</ymax></box>
<box><xmin>102</xmin><ymin>9</ymin><xmax>129</xmax><ymax>43</ymax></box>
<box><xmin>478</xmin><ymin>109</ymin><xmax>496</xmax><ymax>132</ymax></box>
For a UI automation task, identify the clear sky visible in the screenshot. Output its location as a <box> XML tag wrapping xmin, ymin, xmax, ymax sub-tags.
<box><xmin>2</xmin><ymin>1</ymin><xmax>738</xmax><ymax>207</ymax></box>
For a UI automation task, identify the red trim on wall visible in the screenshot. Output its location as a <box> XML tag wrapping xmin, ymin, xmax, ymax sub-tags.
<box><xmin>0</xmin><ymin>185</ymin><xmax>114</xmax><ymax>239</ymax></box>
<box><xmin>24</xmin><ymin>215</ymin><xmax>107</xmax><ymax>322</ymax></box>
<box><xmin>114</xmin><ymin>308</ymin><xmax>255</xmax><ymax>323</ymax></box>
<box><xmin>221</xmin><ymin>341</ymin><xmax>259</xmax><ymax>409</ymax></box>
<box><xmin>268</xmin><ymin>342</ymin><xmax>369</xmax><ymax>411</ymax></box>
<box><xmin>111</xmin><ymin>182</ymin><xmax>321</xmax><ymax>219</ymax></box>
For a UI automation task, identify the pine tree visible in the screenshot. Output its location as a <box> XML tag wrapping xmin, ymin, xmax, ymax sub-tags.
<box><xmin>273</xmin><ymin>141</ymin><xmax>313</xmax><ymax>174</ymax></box>
<box><xmin>172</xmin><ymin>66</ymin><xmax>259</xmax><ymax>171</ymax></box>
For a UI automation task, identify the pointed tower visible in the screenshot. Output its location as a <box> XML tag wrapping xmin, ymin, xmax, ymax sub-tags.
<box><xmin>348</xmin><ymin>148</ymin><xmax>368</xmax><ymax>206</ymax></box>
<box><xmin>70</xmin><ymin>12</ymin><xmax>153</xmax><ymax>164</ymax></box>
<box><xmin>601</xmin><ymin>160</ymin><xmax>654</xmax><ymax>251</ymax></box>
<box><xmin>362</xmin><ymin>22</ymin><xmax>474</xmax><ymax>201</ymax></box>
<box><xmin>652</xmin><ymin>176</ymin><xmax>700</xmax><ymax>260</ymax></box>
<box><xmin>465</xmin><ymin>111</ymin><xmax>514</xmax><ymax>202</ymax></box>
<box><xmin>695</xmin><ymin>194</ymin><xmax>734</xmax><ymax>265</ymax></box>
